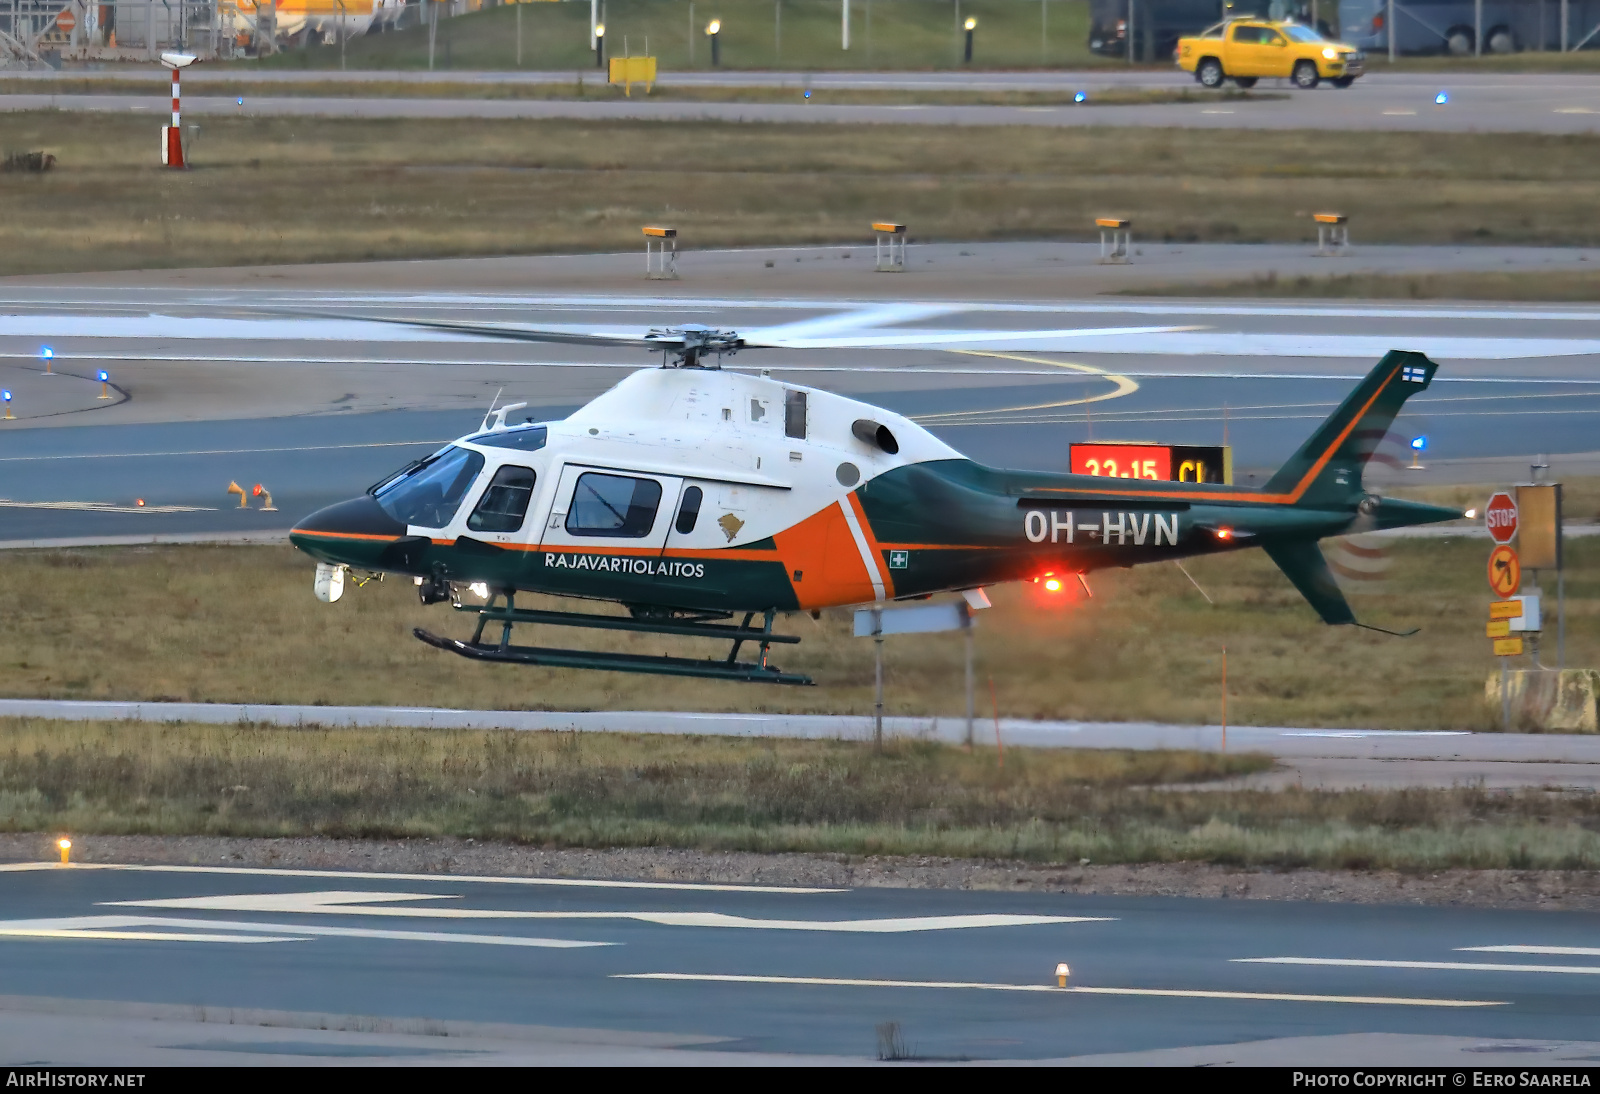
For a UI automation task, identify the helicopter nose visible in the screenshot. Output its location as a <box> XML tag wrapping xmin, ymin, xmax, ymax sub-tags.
<box><xmin>290</xmin><ymin>495</ymin><xmax>411</xmax><ymax>568</ymax></box>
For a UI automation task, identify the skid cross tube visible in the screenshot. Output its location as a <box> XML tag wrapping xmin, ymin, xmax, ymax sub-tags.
<box><xmin>459</xmin><ymin>600</ymin><xmax>800</xmax><ymax>644</ymax></box>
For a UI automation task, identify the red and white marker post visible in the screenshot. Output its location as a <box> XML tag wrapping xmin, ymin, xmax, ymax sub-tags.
<box><xmin>159</xmin><ymin>52</ymin><xmax>198</xmax><ymax>169</ymax></box>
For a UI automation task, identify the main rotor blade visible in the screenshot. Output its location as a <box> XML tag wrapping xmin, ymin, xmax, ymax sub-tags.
<box><xmin>262</xmin><ymin>309</ymin><xmax>662</xmax><ymax>350</ymax></box>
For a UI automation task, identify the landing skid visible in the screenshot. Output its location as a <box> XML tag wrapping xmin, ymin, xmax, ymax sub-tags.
<box><xmin>414</xmin><ymin>595</ymin><xmax>813</xmax><ymax>685</ymax></box>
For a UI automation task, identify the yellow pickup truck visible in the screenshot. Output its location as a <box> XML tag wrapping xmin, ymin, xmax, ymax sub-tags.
<box><xmin>1176</xmin><ymin>19</ymin><xmax>1365</xmax><ymax>90</ymax></box>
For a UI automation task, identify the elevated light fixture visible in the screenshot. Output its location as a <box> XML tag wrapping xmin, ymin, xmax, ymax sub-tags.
<box><xmin>706</xmin><ymin>19</ymin><xmax>722</xmax><ymax>65</ymax></box>
<box><xmin>963</xmin><ymin>17</ymin><xmax>976</xmax><ymax>62</ymax></box>
<box><xmin>594</xmin><ymin>22</ymin><xmax>605</xmax><ymax>68</ymax></box>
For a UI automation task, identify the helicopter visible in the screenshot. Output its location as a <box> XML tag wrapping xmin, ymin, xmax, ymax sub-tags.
<box><xmin>288</xmin><ymin>321</ymin><xmax>1462</xmax><ymax>686</ymax></box>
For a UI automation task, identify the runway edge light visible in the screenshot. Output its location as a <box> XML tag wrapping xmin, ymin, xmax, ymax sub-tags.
<box><xmin>58</xmin><ymin>838</ymin><xmax>71</xmax><ymax>865</ymax></box>
<box><xmin>1056</xmin><ymin>962</ymin><xmax>1071</xmax><ymax>987</ymax></box>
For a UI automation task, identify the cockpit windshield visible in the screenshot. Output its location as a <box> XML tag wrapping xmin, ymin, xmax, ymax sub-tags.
<box><xmin>373</xmin><ymin>445</ymin><xmax>485</xmax><ymax>528</ymax></box>
<box><xmin>465</xmin><ymin>424</ymin><xmax>548</xmax><ymax>451</ymax></box>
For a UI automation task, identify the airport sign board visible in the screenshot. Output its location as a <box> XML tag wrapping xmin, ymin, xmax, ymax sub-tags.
<box><xmin>1493</xmin><ymin>637</ymin><xmax>1525</xmax><ymax>657</ymax></box>
<box><xmin>1487</xmin><ymin>544</ymin><xmax>1521</xmax><ymax>597</ymax></box>
<box><xmin>1070</xmin><ymin>443</ymin><xmax>1232</xmax><ymax>484</ymax></box>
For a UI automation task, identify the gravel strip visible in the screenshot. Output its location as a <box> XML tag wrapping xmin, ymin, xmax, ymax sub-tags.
<box><xmin>5</xmin><ymin>833</ymin><xmax>1600</xmax><ymax>911</ymax></box>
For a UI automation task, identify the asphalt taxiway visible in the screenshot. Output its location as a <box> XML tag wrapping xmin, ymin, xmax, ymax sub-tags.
<box><xmin>3</xmin><ymin>245</ymin><xmax>1598</xmax><ymax>541</ymax></box>
<box><xmin>8</xmin><ymin>70</ymin><xmax>1600</xmax><ymax>133</ymax></box>
<box><xmin>3</xmin><ymin>860</ymin><xmax>1600</xmax><ymax>1064</ymax></box>
<box><xmin>6</xmin><ymin>699</ymin><xmax>1600</xmax><ymax>790</ymax></box>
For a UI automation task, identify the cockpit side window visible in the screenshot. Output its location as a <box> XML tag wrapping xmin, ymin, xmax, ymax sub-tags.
<box><xmin>467</xmin><ymin>465</ymin><xmax>537</xmax><ymax>533</ymax></box>
<box><xmin>373</xmin><ymin>445</ymin><xmax>485</xmax><ymax>528</ymax></box>
<box><xmin>566</xmin><ymin>473</ymin><xmax>663</xmax><ymax>538</ymax></box>
<box><xmin>784</xmin><ymin>390</ymin><xmax>807</xmax><ymax>440</ymax></box>
<box><xmin>674</xmin><ymin>485</ymin><xmax>704</xmax><ymax>534</ymax></box>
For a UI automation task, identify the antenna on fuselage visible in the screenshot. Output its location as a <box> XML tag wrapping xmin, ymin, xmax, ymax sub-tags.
<box><xmin>479</xmin><ymin>387</ymin><xmax>504</xmax><ymax>433</ymax></box>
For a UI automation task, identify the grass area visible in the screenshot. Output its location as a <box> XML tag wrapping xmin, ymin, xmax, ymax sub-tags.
<box><xmin>9</xmin><ymin>718</ymin><xmax>1600</xmax><ymax>870</ymax></box>
<box><xmin>243</xmin><ymin>0</ymin><xmax>1102</xmax><ymax>72</ymax></box>
<box><xmin>1125</xmin><ymin>270</ymin><xmax>1600</xmax><ymax>302</ymax></box>
<box><xmin>1384</xmin><ymin>50</ymin><xmax>1600</xmax><ymax>73</ymax></box>
<box><xmin>0</xmin><ymin>76</ymin><xmax>1271</xmax><ymax>107</ymax></box>
<box><xmin>0</xmin><ymin>530</ymin><xmax>1593</xmax><ymax>729</ymax></box>
<box><xmin>9</xmin><ymin>114</ymin><xmax>1600</xmax><ymax>276</ymax></box>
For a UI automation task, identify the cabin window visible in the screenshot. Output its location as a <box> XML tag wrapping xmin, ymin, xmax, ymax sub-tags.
<box><xmin>467</xmin><ymin>465</ymin><xmax>537</xmax><ymax>533</ymax></box>
<box><xmin>373</xmin><ymin>445</ymin><xmax>485</xmax><ymax>529</ymax></box>
<box><xmin>566</xmin><ymin>473</ymin><xmax>663</xmax><ymax>538</ymax></box>
<box><xmin>674</xmin><ymin>486</ymin><xmax>704</xmax><ymax>534</ymax></box>
<box><xmin>785</xmin><ymin>390</ymin><xmax>807</xmax><ymax>440</ymax></box>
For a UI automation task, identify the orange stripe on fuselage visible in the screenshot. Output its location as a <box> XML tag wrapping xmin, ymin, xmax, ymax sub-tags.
<box><xmin>292</xmin><ymin>530</ymin><xmax>402</xmax><ymax>543</ymax></box>
<box><xmin>771</xmin><ymin>497</ymin><xmax>878</xmax><ymax>610</ymax></box>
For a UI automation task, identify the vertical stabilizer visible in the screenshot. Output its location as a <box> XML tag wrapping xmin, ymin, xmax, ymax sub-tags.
<box><xmin>1262</xmin><ymin>350</ymin><xmax>1437</xmax><ymax>507</ymax></box>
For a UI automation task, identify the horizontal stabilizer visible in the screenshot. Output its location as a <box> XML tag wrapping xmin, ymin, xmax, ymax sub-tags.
<box><xmin>1261</xmin><ymin>539</ymin><xmax>1356</xmax><ymax>626</ymax></box>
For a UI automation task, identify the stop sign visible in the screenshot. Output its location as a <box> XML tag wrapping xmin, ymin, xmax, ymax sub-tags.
<box><xmin>1485</xmin><ymin>492</ymin><xmax>1518</xmax><ymax>544</ymax></box>
<box><xmin>56</xmin><ymin>8</ymin><xmax>75</xmax><ymax>32</ymax></box>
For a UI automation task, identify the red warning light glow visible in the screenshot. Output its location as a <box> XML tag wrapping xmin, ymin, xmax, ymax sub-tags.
<box><xmin>1044</xmin><ymin>578</ymin><xmax>1063</xmax><ymax>592</ymax></box>
<box><xmin>1215</xmin><ymin>527</ymin><xmax>1234</xmax><ymax>540</ymax></box>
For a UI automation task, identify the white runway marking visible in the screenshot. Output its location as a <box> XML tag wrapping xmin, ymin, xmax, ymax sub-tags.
<box><xmin>0</xmin><ymin>915</ymin><xmax>610</xmax><ymax>948</ymax></box>
<box><xmin>105</xmin><ymin>891</ymin><xmax>1101</xmax><ymax>932</ymax></box>
<box><xmin>1236</xmin><ymin>956</ymin><xmax>1600</xmax><ymax>975</ymax></box>
<box><xmin>613</xmin><ymin>973</ymin><xmax>1504</xmax><ymax>1007</ymax></box>
<box><xmin>1281</xmin><ymin>731</ymin><xmax>1469</xmax><ymax>738</ymax></box>
<box><xmin>1463</xmin><ymin>946</ymin><xmax>1600</xmax><ymax>958</ymax></box>
<box><xmin>0</xmin><ymin>862</ymin><xmax>840</xmax><ymax>893</ymax></box>
<box><xmin>0</xmin><ymin>927</ymin><xmax>303</xmax><ymax>944</ymax></box>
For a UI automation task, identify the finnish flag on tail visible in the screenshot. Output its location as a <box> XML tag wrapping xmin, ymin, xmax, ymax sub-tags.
<box><xmin>1401</xmin><ymin>365</ymin><xmax>1428</xmax><ymax>384</ymax></box>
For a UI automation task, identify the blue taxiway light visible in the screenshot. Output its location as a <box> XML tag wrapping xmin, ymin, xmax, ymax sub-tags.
<box><xmin>1435</xmin><ymin>91</ymin><xmax>1449</xmax><ymax>104</ymax></box>
<box><xmin>98</xmin><ymin>370</ymin><xmax>108</xmax><ymax>382</ymax></box>
<box><xmin>1411</xmin><ymin>436</ymin><xmax>1428</xmax><ymax>451</ymax></box>
<box><xmin>40</xmin><ymin>346</ymin><xmax>52</xmax><ymax>360</ymax></box>
<box><xmin>1074</xmin><ymin>90</ymin><xmax>1086</xmax><ymax>102</ymax></box>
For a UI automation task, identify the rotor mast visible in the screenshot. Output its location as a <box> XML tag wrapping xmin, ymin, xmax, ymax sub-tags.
<box><xmin>647</xmin><ymin>325</ymin><xmax>745</xmax><ymax>369</ymax></box>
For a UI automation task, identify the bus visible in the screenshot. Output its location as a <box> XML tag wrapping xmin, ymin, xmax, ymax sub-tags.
<box><xmin>1338</xmin><ymin>0</ymin><xmax>1600</xmax><ymax>53</ymax></box>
